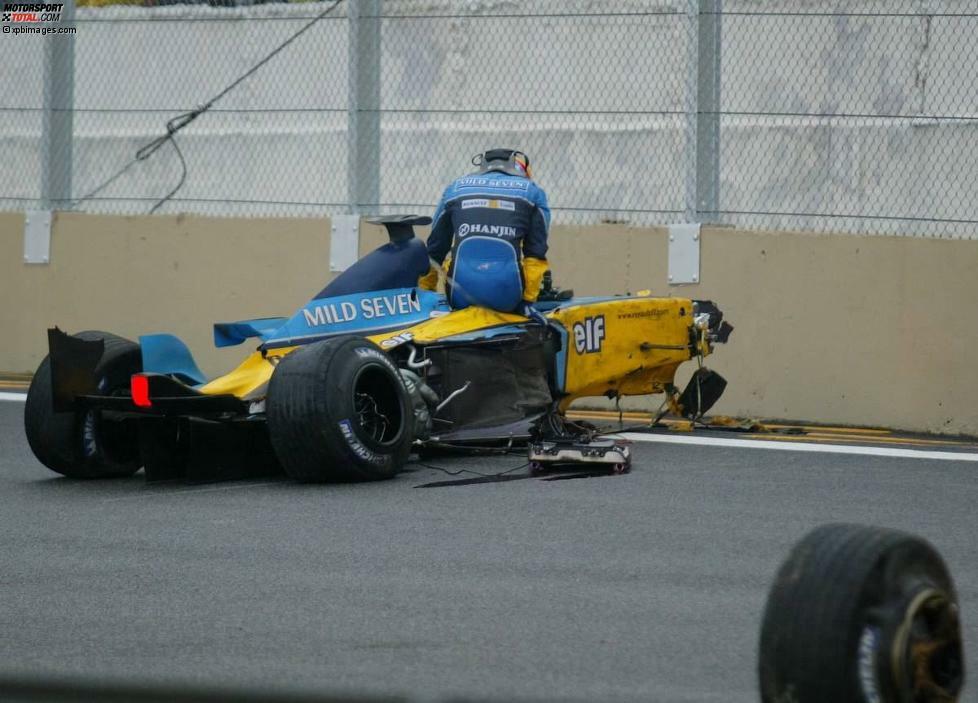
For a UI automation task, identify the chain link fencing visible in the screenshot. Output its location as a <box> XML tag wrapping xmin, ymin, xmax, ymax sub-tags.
<box><xmin>718</xmin><ymin>0</ymin><xmax>978</xmax><ymax>238</ymax></box>
<box><xmin>1</xmin><ymin>0</ymin><xmax>976</xmax><ymax>237</ymax></box>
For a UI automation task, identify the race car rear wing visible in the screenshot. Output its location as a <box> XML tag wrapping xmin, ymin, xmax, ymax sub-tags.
<box><xmin>47</xmin><ymin>327</ymin><xmax>104</xmax><ymax>412</ymax></box>
<box><xmin>47</xmin><ymin>328</ymin><xmax>246</xmax><ymax>417</ymax></box>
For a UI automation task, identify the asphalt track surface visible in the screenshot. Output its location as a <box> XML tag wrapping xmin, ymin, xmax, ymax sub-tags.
<box><xmin>1</xmin><ymin>396</ymin><xmax>977</xmax><ymax>702</ymax></box>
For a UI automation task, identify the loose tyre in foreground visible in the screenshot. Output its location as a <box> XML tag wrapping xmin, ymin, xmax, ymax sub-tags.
<box><xmin>759</xmin><ymin>523</ymin><xmax>964</xmax><ymax>703</ymax></box>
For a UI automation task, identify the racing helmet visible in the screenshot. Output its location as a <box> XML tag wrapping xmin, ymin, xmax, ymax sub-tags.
<box><xmin>472</xmin><ymin>148</ymin><xmax>533</xmax><ymax>179</ymax></box>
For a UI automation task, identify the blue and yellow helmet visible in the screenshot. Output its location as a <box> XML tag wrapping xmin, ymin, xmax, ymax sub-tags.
<box><xmin>472</xmin><ymin>148</ymin><xmax>533</xmax><ymax>179</ymax></box>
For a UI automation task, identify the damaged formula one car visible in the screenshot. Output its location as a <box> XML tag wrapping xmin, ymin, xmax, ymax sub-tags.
<box><xmin>24</xmin><ymin>216</ymin><xmax>733</xmax><ymax>483</ymax></box>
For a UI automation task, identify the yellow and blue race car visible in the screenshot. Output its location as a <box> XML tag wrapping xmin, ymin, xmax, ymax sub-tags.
<box><xmin>24</xmin><ymin>216</ymin><xmax>732</xmax><ymax>483</ymax></box>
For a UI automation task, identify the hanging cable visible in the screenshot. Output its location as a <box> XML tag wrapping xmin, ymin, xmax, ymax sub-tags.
<box><xmin>72</xmin><ymin>0</ymin><xmax>346</xmax><ymax>213</ymax></box>
<box><xmin>410</xmin><ymin>460</ymin><xmax>530</xmax><ymax>479</ymax></box>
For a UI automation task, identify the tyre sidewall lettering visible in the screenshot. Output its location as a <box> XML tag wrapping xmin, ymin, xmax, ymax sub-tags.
<box><xmin>81</xmin><ymin>410</ymin><xmax>99</xmax><ymax>459</ymax></box>
<box><xmin>857</xmin><ymin>625</ymin><xmax>882</xmax><ymax>703</ymax></box>
<box><xmin>337</xmin><ymin>419</ymin><xmax>388</xmax><ymax>467</ymax></box>
<box><xmin>353</xmin><ymin>345</ymin><xmax>403</xmax><ymax>379</ymax></box>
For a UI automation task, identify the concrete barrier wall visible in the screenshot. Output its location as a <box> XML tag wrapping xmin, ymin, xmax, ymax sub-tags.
<box><xmin>0</xmin><ymin>212</ymin><xmax>339</xmax><ymax>378</ymax></box>
<box><xmin>1</xmin><ymin>211</ymin><xmax>976</xmax><ymax>435</ymax></box>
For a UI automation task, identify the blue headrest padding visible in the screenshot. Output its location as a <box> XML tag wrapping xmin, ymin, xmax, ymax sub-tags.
<box><xmin>450</xmin><ymin>237</ymin><xmax>523</xmax><ymax>312</ymax></box>
<box><xmin>315</xmin><ymin>238</ymin><xmax>431</xmax><ymax>300</ymax></box>
<box><xmin>213</xmin><ymin>317</ymin><xmax>288</xmax><ymax>348</ymax></box>
<box><xmin>139</xmin><ymin>334</ymin><xmax>208</xmax><ymax>387</ymax></box>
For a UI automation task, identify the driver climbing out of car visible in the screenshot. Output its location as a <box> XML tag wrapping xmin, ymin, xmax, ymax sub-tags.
<box><xmin>419</xmin><ymin>149</ymin><xmax>551</xmax><ymax>321</ymax></box>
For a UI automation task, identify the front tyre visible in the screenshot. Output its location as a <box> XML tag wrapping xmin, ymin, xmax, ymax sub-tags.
<box><xmin>24</xmin><ymin>330</ymin><xmax>142</xmax><ymax>478</ymax></box>
<box><xmin>759</xmin><ymin>523</ymin><xmax>964</xmax><ymax>703</ymax></box>
<box><xmin>266</xmin><ymin>336</ymin><xmax>413</xmax><ymax>482</ymax></box>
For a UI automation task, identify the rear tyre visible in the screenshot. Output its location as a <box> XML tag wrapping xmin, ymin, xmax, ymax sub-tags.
<box><xmin>24</xmin><ymin>330</ymin><xmax>142</xmax><ymax>478</ymax></box>
<box><xmin>266</xmin><ymin>336</ymin><xmax>412</xmax><ymax>482</ymax></box>
<box><xmin>759</xmin><ymin>523</ymin><xmax>964</xmax><ymax>703</ymax></box>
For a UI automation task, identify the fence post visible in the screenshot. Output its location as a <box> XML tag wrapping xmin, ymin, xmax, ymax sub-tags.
<box><xmin>347</xmin><ymin>0</ymin><xmax>381</xmax><ymax>215</ymax></box>
<box><xmin>684</xmin><ymin>0</ymin><xmax>721</xmax><ymax>223</ymax></box>
<box><xmin>40</xmin><ymin>0</ymin><xmax>76</xmax><ymax>211</ymax></box>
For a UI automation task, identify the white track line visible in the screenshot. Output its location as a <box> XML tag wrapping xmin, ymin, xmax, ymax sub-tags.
<box><xmin>2</xmin><ymin>391</ymin><xmax>972</xmax><ymax>462</ymax></box>
<box><xmin>616</xmin><ymin>432</ymin><xmax>978</xmax><ymax>463</ymax></box>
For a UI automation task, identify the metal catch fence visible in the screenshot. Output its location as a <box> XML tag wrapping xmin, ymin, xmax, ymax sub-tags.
<box><xmin>2</xmin><ymin>0</ymin><xmax>976</xmax><ymax>237</ymax></box>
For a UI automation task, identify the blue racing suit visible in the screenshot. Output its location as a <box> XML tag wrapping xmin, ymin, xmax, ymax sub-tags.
<box><xmin>424</xmin><ymin>171</ymin><xmax>551</xmax><ymax>312</ymax></box>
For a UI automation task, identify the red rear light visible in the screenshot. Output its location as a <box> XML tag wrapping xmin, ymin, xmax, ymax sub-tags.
<box><xmin>131</xmin><ymin>374</ymin><xmax>152</xmax><ymax>408</ymax></box>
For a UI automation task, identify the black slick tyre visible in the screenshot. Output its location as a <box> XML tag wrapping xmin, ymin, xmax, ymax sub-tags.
<box><xmin>759</xmin><ymin>523</ymin><xmax>964</xmax><ymax>703</ymax></box>
<box><xmin>266</xmin><ymin>336</ymin><xmax>412</xmax><ymax>482</ymax></box>
<box><xmin>24</xmin><ymin>330</ymin><xmax>143</xmax><ymax>478</ymax></box>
